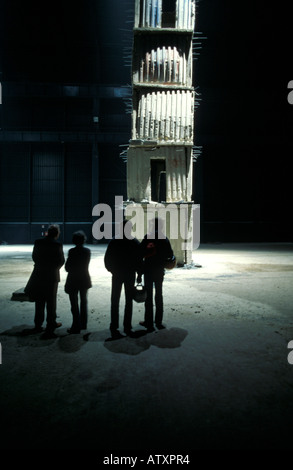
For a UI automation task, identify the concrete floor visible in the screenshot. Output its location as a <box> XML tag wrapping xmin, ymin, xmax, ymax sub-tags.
<box><xmin>1</xmin><ymin>242</ymin><xmax>293</xmax><ymax>452</ymax></box>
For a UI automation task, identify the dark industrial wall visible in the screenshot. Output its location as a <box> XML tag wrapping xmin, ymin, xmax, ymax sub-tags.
<box><xmin>0</xmin><ymin>142</ymin><xmax>94</xmax><ymax>243</ymax></box>
<box><xmin>0</xmin><ymin>0</ymin><xmax>292</xmax><ymax>244</ymax></box>
<box><xmin>193</xmin><ymin>0</ymin><xmax>293</xmax><ymax>242</ymax></box>
<box><xmin>0</xmin><ymin>0</ymin><xmax>131</xmax><ymax>244</ymax></box>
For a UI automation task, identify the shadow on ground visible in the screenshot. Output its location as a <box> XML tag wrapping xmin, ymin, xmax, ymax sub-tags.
<box><xmin>0</xmin><ymin>325</ymin><xmax>188</xmax><ymax>356</ymax></box>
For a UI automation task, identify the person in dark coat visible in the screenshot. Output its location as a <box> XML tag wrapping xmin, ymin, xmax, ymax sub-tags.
<box><xmin>65</xmin><ymin>231</ymin><xmax>92</xmax><ymax>333</ymax></box>
<box><xmin>30</xmin><ymin>224</ymin><xmax>65</xmax><ymax>338</ymax></box>
<box><xmin>139</xmin><ymin>217</ymin><xmax>174</xmax><ymax>331</ymax></box>
<box><xmin>104</xmin><ymin>219</ymin><xmax>143</xmax><ymax>339</ymax></box>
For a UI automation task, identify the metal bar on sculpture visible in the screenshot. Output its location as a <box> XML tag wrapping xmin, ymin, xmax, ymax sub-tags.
<box><xmin>184</xmin><ymin>0</ymin><xmax>188</xmax><ymax>29</ymax></box>
<box><xmin>142</xmin><ymin>0</ymin><xmax>146</xmax><ymax>27</ymax></box>
<box><xmin>179</xmin><ymin>0</ymin><xmax>184</xmax><ymax>29</ymax></box>
<box><xmin>141</xmin><ymin>93</ymin><xmax>146</xmax><ymax>138</ymax></box>
<box><xmin>157</xmin><ymin>46</ymin><xmax>161</xmax><ymax>81</ymax></box>
<box><xmin>171</xmin><ymin>90</ymin><xmax>175</xmax><ymax>140</ymax></box>
<box><xmin>156</xmin><ymin>91</ymin><xmax>161</xmax><ymax>139</ymax></box>
<box><xmin>162</xmin><ymin>90</ymin><xmax>167</xmax><ymax>138</ymax></box>
<box><xmin>188</xmin><ymin>0</ymin><xmax>192</xmax><ymax>29</ymax></box>
<box><xmin>144</xmin><ymin>92</ymin><xmax>149</xmax><ymax>138</ymax></box>
<box><xmin>157</xmin><ymin>0</ymin><xmax>162</xmax><ymax>27</ymax></box>
<box><xmin>150</xmin><ymin>91</ymin><xmax>156</xmax><ymax>138</ymax></box>
<box><xmin>165</xmin><ymin>90</ymin><xmax>170</xmax><ymax>138</ymax></box>
<box><xmin>144</xmin><ymin>0</ymin><xmax>148</xmax><ymax>27</ymax></box>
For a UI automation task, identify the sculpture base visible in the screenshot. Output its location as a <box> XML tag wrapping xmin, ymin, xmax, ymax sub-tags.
<box><xmin>124</xmin><ymin>200</ymin><xmax>197</xmax><ymax>266</ymax></box>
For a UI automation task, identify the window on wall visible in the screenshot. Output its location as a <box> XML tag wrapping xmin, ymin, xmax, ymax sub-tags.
<box><xmin>162</xmin><ymin>0</ymin><xmax>176</xmax><ymax>28</ymax></box>
<box><xmin>139</xmin><ymin>0</ymin><xmax>177</xmax><ymax>28</ymax></box>
<box><xmin>151</xmin><ymin>158</ymin><xmax>166</xmax><ymax>202</ymax></box>
<box><xmin>139</xmin><ymin>0</ymin><xmax>161</xmax><ymax>28</ymax></box>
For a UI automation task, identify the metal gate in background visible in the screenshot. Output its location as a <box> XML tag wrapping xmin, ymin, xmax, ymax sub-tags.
<box><xmin>0</xmin><ymin>142</ymin><xmax>93</xmax><ymax>243</ymax></box>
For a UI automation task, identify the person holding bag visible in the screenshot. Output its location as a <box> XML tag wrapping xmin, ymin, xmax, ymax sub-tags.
<box><xmin>104</xmin><ymin>219</ymin><xmax>143</xmax><ymax>339</ymax></box>
<box><xmin>139</xmin><ymin>217</ymin><xmax>175</xmax><ymax>332</ymax></box>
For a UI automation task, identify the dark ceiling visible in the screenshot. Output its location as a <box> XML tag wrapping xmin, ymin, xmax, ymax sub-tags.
<box><xmin>0</xmin><ymin>0</ymin><xmax>133</xmax><ymax>84</ymax></box>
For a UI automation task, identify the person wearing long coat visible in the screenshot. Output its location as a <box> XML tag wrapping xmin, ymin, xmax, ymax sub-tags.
<box><xmin>65</xmin><ymin>231</ymin><xmax>92</xmax><ymax>333</ymax></box>
<box><xmin>139</xmin><ymin>218</ymin><xmax>175</xmax><ymax>331</ymax></box>
<box><xmin>104</xmin><ymin>219</ymin><xmax>143</xmax><ymax>339</ymax></box>
<box><xmin>26</xmin><ymin>224</ymin><xmax>65</xmax><ymax>338</ymax></box>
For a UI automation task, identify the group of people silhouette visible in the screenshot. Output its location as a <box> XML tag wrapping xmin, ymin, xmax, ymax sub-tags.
<box><xmin>25</xmin><ymin>218</ymin><xmax>175</xmax><ymax>340</ymax></box>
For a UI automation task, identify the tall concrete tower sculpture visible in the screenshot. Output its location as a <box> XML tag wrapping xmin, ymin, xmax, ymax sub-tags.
<box><xmin>125</xmin><ymin>0</ymin><xmax>197</xmax><ymax>265</ymax></box>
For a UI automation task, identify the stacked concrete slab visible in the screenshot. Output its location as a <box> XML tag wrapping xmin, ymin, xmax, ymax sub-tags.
<box><xmin>125</xmin><ymin>0</ymin><xmax>196</xmax><ymax>265</ymax></box>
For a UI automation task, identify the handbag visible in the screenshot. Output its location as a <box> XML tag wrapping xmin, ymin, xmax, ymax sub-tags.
<box><xmin>132</xmin><ymin>283</ymin><xmax>147</xmax><ymax>303</ymax></box>
<box><xmin>164</xmin><ymin>255</ymin><xmax>177</xmax><ymax>270</ymax></box>
<box><xmin>24</xmin><ymin>267</ymin><xmax>40</xmax><ymax>302</ymax></box>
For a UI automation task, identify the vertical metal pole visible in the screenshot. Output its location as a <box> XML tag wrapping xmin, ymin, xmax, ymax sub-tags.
<box><xmin>28</xmin><ymin>143</ymin><xmax>32</xmax><ymax>241</ymax></box>
<box><xmin>154</xmin><ymin>0</ymin><xmax>158</xmax><ymax>27</ymax></box>
<box><xmin>142</xmin><ymin>0</ymin><xmax>146</xmax><ymax>27</ymax></box>
<box><xmin>151</xmin><ymin>48</ymin><xmax>155</xmax><ymax>80</ymax></box>
<box><xmin>151</xmin><ymin>0</ymin><xmax>155</xmax><ymax>27</ymax></box>
<box><xmin>184</xmin><ymin>0</ymin><xmax>188</xmax><ymax>29</ymax></box>
<box><xmin>136</xmin><ymin>0</ymin><xmax>141</xmax><ymax>27</ymax></box>
<box><xmin>161</xmin><ymin>90</ymin><xmax>166</xmax><ymax>139</ymax></box>
<box><xmin>146</xmin><ymin>0</ymin><xmax>150</xmax><ymax>27</ymax></box>
<box><xmin>157</xmin><ymin>91</ymin><xmax>162</xmax><ymax>139</ymax></box>
<box><xmin>62</xmin><ymin>143</ymin><xmax>66</xmax><ymax>242</ymax></box>
<box><xmin>157</xmin><ymin>0</ymin><xmax>162</xmax><ymax>27</ymax></box>
<box><xmin>154</xmin><ymin>91</ymin><xmax>158</xmax><ymax>139</ymax></box>
<box><xmin>140</xmin><ymin>94</ymin><xmax>145</xmax><ymax>138</ymax></box>
<box><xmin>171</xmin><ymin>148</ymin><xmax>177</xmax><ymax>201</ymax></box>
<box><xmin>179</xmin><ymin>0</ymin><xmax>184</xmax><ymax>29</ymax></box>
<box><xmin>166</xmin><ymin>90</ymin><xmax>171</xmax><ymax>138</ymax></box>
<box><xmin>144</xmin><ymin>93</ymin><xmax>149</xmax><ymax>138</ymax></box>
<box><xmin>92</xmin><ymin>142</ymin><xmax>99</xmax><ymax>243</ymax></box>
<box><xmin>188</xmin><ymin>0</ymin><xmax>191</xmax><ymax>29</ymax></box>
